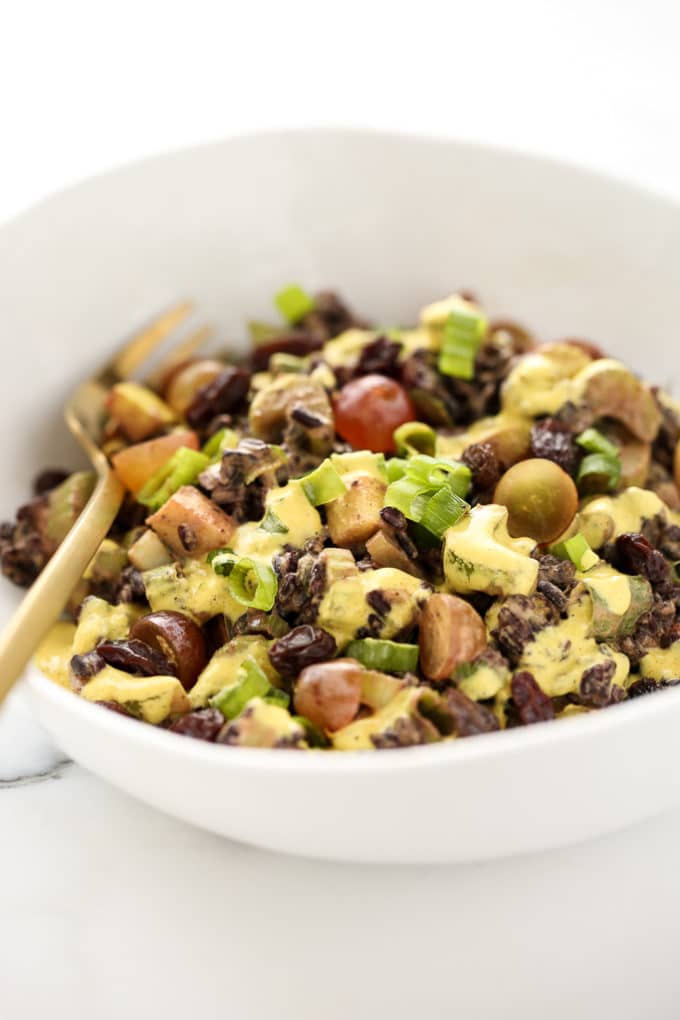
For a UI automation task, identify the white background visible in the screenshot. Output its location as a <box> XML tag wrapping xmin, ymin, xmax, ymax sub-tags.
<box><xmin>2</xmin><ymin>2</ymin><xmax>680</xmax><ymax>1018</ymax></box>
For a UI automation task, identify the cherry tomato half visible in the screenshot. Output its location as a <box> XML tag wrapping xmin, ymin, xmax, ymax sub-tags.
<box><xmin>333</xmin><ymin>374</ymin><xmax>416</xmax><ymax>453</ymax></box>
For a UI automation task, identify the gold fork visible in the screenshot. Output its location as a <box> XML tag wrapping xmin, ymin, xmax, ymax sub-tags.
<box><xmin>0</xmin><ymin>302</ymin><xmax>210</xmax><ymax>705</ymax></box>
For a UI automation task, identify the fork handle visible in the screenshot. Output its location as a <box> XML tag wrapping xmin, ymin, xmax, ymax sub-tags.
<box><xmin>0</xmin><ymin>470</ymin><xmax>125</xmax><ymax>705</ymax></box>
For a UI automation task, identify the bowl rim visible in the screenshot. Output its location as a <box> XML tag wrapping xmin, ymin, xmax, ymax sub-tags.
<box><xmin>3</xmin><ymin>124</ymin><xmax>679</xmax><ymax>234</ymax></box>
<box><xmin>14</xmin><ymin>124</ymin><xmax>680</xmax><ymax>774</ymax></box>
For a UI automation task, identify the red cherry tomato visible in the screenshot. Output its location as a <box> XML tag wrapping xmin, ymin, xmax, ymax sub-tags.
<box><xmin>333</xmin><ymin>374</ymin><xmax>416</xmax><ymax>453</ymax></box>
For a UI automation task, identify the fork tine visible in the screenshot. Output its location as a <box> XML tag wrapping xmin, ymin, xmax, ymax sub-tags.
<box><xmin>112</xmin><ymin>301</ymin><xmax>194</xmax><ymax>379</ymax></box>
<box><xmin>147</xmin><ymin>323</ymin><xmax>215</xmax><ymax>390</ymax></box>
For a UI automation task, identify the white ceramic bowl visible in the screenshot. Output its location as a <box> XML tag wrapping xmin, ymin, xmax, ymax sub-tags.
<box><xmin>3</xmin><ymin>129</ymin><xmax>680</xmax><ymax>863</ymax></box>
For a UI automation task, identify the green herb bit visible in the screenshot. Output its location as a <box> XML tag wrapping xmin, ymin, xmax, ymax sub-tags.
<box><xmin>202</xmin><ymin>428</ymin><xmax>239</xmax><ymax>461</ymax></box>
<box><xmin>274</xmin><ymin>284</ymin><xmax>315</xmax><ymax>325</ymax></box>
<box><xmin>576</xmin><ymin>427</ymin><xmax>620</xmax><ymax>458</ymax></box>
<box><xmin>262</xmin><ymin>687</ymin><xmax>290</xmax><ymax>710</ymax></box>
<box><xmin>137</xmin><ymin>448</ymin><xmax>210</xmax><ymax>511</ymax></box>
<box><xmin>555</xmin><ymin>533</ymin><xmax>599</xmax><ymax>571</ymax></box>
<box><xmin>260</xmin><ymin>509</ymin><xmax>289</xmax><ymax>534</ymax></box>
<box><xmin>419</xmin><ymin>486</ymin><xmax>469</xmax><ymax>538</ymax></box>
<box><xmin>210</xmin><ymin>658</ymin><xmax>270</xmax><ymax>720</ymax></box>
<box><xmin>344</xmin><ymin>638</ymin><xmax>420</xmax><ymax>673</ymax></box>
<box><xmin>301</xmin><ymin>459</ymin><xmax>347</xmax><ymax>506</ymax></box>
<box><xmin>577</xmin><ymin>452</ymin><xmax>621</xmax><ymax>494</ymax></box>
<box><xmin>393</xmin><ymin>421</ymin><xmax>436</xmax><ymax>457</ymax></box>
<box><xmin>438</xmin><ymin>306</ymin><xmax>488</xmax><ymax>380</ymax></box>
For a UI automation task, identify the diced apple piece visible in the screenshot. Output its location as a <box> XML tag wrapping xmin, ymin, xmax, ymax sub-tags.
<box><xmin>365</xmin><ymin>530</ymin><xmax>424</xmax><ymax>577</ymax></box>
<box><xmin>127</xmin><ymin>529</ymin><xmax>173</xmax><ymax>571</ymax></box>
<box><xmin>578</xmin><ymin>360</ymin><xmax>661</xmax><ymax>442</ymax></box>
<box><xmin>112</xmin><ymin>430</ymin><xmax>199</xmax><ymax>494</ymax></box>
<box><xmin>107</xmin><ymin>381</ymin><xmax>176</xmax><ymax>442</ymax></box>
<box><xmin>326</xmin><ymin>475</ymin><xmax>387</xmax><ymax>548</ymax></box>
<box><xmin>146</xmin><ymin>485</ymin><xmax>236</xmax><ymax>558</ymax></box>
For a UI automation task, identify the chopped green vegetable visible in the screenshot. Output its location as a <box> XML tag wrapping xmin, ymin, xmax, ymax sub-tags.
<box><xmin>274</xmin><ymin>284</ymin><xmax>315</xmax><ymax>325</ymax></box>
<box><xmin>202</xmin><ymin>427</ymin><xmax>239</xmax><ymax>461</ymax></box>
<box><xmin>301</xmin><ymin>459</ymin><xmax>347</xmax><ymax>506</ymax></box>
<box><xmin>577</xmin><ymin>452</ymin><xmax>622</xmax><ymax>494</ymax></box>
<box><xmin>210</xmin><ymin>550</ymin><xmax>278</xmax><ymax>611</ymax></box>
<box><xmin>419</xmin><ymin>486</ymin><xmax>469</xmax><ymax>538</ymax></box>
<box><xmin>262</xmin><ymin>687</ymin><xmax>290</xmax><ymax>709</ymax></box>
<box><xmin>344</xmin><ymin>638</ymin><xmax>420</xmax><ymax>673</ymax></box>
<box><xmin>576</xmin><ymin>427</ymin><xmax>619</xmax><ymax>458</ymax></box>
<box><xmin>210</xmin><ymin>657</ymin><xmax>270</xmax><ymax>719</ymax></box>
<box><xmin>137</xmin><ymin>448</ymin><xmax>210</xmax><ymax>511</ymax></box>
<box><xmin>556</xmin><ymin>533</ymin><xmax>599</xmax><ymax>571</ymax></box>
<box><xmin>393</xmin><ymin>421</ymin><xmax>436</xmax><ymax>457</ymax></box>
<box><xmin>259</xmin><ymin>509</ymin><xmax>289</xmax><ymax>534</ymax></box>
<box><xmin>293</xmin><ymin>715</ymin><xmax>330</xmax><ymax>748</ymax></box>
<box><xmin>438</xmin><ymin>306</ymin><xmax>488</xmax><ymax>380</ymax></box>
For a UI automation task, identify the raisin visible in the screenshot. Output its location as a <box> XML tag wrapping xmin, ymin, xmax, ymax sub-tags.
<box><xmin>96</xmin><ymin>638</ymin><xmax>175</xmax><ymax>677</ymax></box>
<box><xmin>168</xmin><ymin>708</ymin><xmax>224</xmax><ymax>741</ymax></box>
<box><xmin>509</xmin><ymin>670</ymin><xmax>555</xmax><ymax>724</ymax></box>
<box><xmin>33</xmin><ymin>468</ymin><xmax>69</xmax><ymax>495</ymax></box>
<box><xmin>616</xmin><ymin>532</ymin><xmax>670</xmax><ymax>585</ymax></box>
<box><xmin>355</xmin><ymin>336</ymin><xmax>401</xmax><ymax>377</ymax></box>
<box><xmin>627</xmin><ymin>678</ymin><xmax>680</xmax><ymax>698</ymax></box>
<box><xmin>530</xmin><ymin>418</ymin><xmax>580</xmax><ymax>476</ymax></box>
<box><xmin>493</xmin><ymin>594</ymin><xmax>559</xmax><ymax>665</ymax></box>
<box><xmin>290</xmin><ymin>406</ymin><xmax>325</xmax><ymax>428</ymax></box>
<box><xmin>537</xmin><ymin>579</ymin><xmax>568</xmax><ymax>612</ymax></box>
<box><xmin>115</xmin><ymin>565</ymin><xmax>147</xmax><ymax>604</ymax></box>
<box><xmin>186</xmin><ymin>366</ymin><xmax>251</xmax><ymax>428</ymax></box>
<box><xmin>536</xmin><ymin>554</ymin><xmax>576</xmax><ymax>592</ymax></box>
<box><xmin>578</xmin><ymin>660</ymin><xmax>616</xmax><ymax>708</ymax></box>
<box><xmin>441</xmin><ymin>688</ymin><xmax>499</xmax><ymax>736</ymax></box>
<box><xmin>268</xmin><ymin>625</ymin><xmax>337</xmax><ymax>677</ymax></box>
<box><xmin>69</xmin><ymin>649</ymin><xmax>106</xmax><ymax>691</ymax></box>
<box><xmin>462</xmin><ymin>442</ymin><xmax>501</xmax><ymax>492</ymax></box>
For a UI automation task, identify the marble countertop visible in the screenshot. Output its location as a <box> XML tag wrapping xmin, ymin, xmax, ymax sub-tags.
<box><xmin>3</xmin><ymin>682</ymin><xmax>680</xmax><ymax>1019</ymax></box>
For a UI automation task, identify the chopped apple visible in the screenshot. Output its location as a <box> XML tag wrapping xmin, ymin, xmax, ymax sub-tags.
<box><xmin>107</xmin><ymin>381</ymin><xmax>176</xmax><ymax>442</ymax></box>
<box><xmin>112</xmin><ymin>430</ymin><xmax>199</xmax><ymax>494</ymax></box>
<box><xmin>146</xmin><ymin>485</ymin><xmax>236</xmax><ymax>558</ymax></box>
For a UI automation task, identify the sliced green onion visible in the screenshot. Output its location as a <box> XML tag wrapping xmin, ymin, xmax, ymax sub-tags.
<box><xmin>576</xmin><ymin>427</ymin><xmax>619</xmax><ymax>458</ymax></box>
<box><xmin>404</xmin><ymin>455</ymin><xmax>471</xmax><ymax>495</ymax></box>
<box><xmin>556</xmin><ymin>533</ymin><xmax>599</xmax><ymax>571</ymax></box>
<box><xmin>210</xmin><ymin>657</ymin><xmax>270</xmax><ymax>719</ymax></box>
<box><xmin>438</xmin><ymin>306</ymin><xmax>488</xmax><ymax>380</ymax></box>
<box><xmin>274</xmin><ymin>284</ymin><xmax>315</xmax><ymax>325</ymax></box>
<box><xmin>269</xmin><ymin>352</ymin><xmax>309</xmax><ymax>374</ymax></box>
<box><xmin>386</xmin><ymin>457</ymin><xmax>409</xmax><ymax>482</ymax></box>
<box><xmin>260</xmin><ymin>509</ymin><xmax>289</xmax><ymax>534</ymax></box>
<box><xmin>248</xmin><ymin>320</ymin><xmax>280</xmax><ymax>344</ymax></box>
<box><xmin>292</xmin><ymin>715</ymin><xmax>330</xmax><ymax>748</ymax></box>
<box><xmin>202</xmin><ymin>427</ymin><xmax>239</xmax><ymax>461</ymax></box>
<box><xmin>384</xmin><ymin>476</ymin><xmax>434</xmax><ymax>522</ymax></box>
<box><xmin>262</xmin><ymin>687</ymin><xmax>290</xmax><ymax>709</ymax></box>
<box><xmin>137</xmin><ymin>448</ymin><xmax>209</xmax><ymax>511</ymax></box>
<box><xmin>345</xmin><ymin>638</ymin><xmax>420</xmax><ymax>673</ymax></box>
<box><xmin>393</xmin><ymin>421</ymin><xmax>436</xmax><ymax>457</ymax></box>
<box><xmin>210</xmin><ymin>551</ymin><xmax>278</xmax><ymax>610</ymax></box>
<box><xmin>419</xmin><ymin>486</ymin><xmax>469</xmax><ymax>538</ymax></box>
<box><xmin>301</xmin><ymin>459</ymin><xmax>347</xmax><ymax>506</ymax></box>
<box><xmin>577</xmin><ymin>452</ymin><xmax>621</xmax><ymax>494</ymax></box>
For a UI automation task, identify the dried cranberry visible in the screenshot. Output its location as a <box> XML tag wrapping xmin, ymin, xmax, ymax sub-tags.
<box><xmin>530</xmin><ymin>418</ymin><xmax>580</xmax><ymax>476</ymax></box>
<box><xmin>269</xmin><ymin>625</ymin><xmax>337</xmax><ymax>677</ymax></box>
<box><xmin>186</xmin><ymin>366</ymin><xmax>251</xmax><ymax>427</ymax></box>
<box><xmin>380</xmin><ymin>506</ymin><xmax>407</xmax><ymax>530</ymax></box>
<box><xmin>509</xmin><ymin>671</ymin><xmax>555</xmax><ymax>725</ymax></box>
<box><xmin>96</xmin><ymin>638</ymin><xmax>175</xmax><ymax>677</ymax></box>
<box><xmin>616</xmin><ymin>532</ymin><xmax>670</xmax><ymax>585</ymax></box>
<box><xmin>168</xmin><ymin>708</ymin><xmax>224</xmax><ymax>741</ymax></box>
<box><xmin>462</xmin><ymin>442</ymin><xmax>501</xmax><ymax>492</ymax></box>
